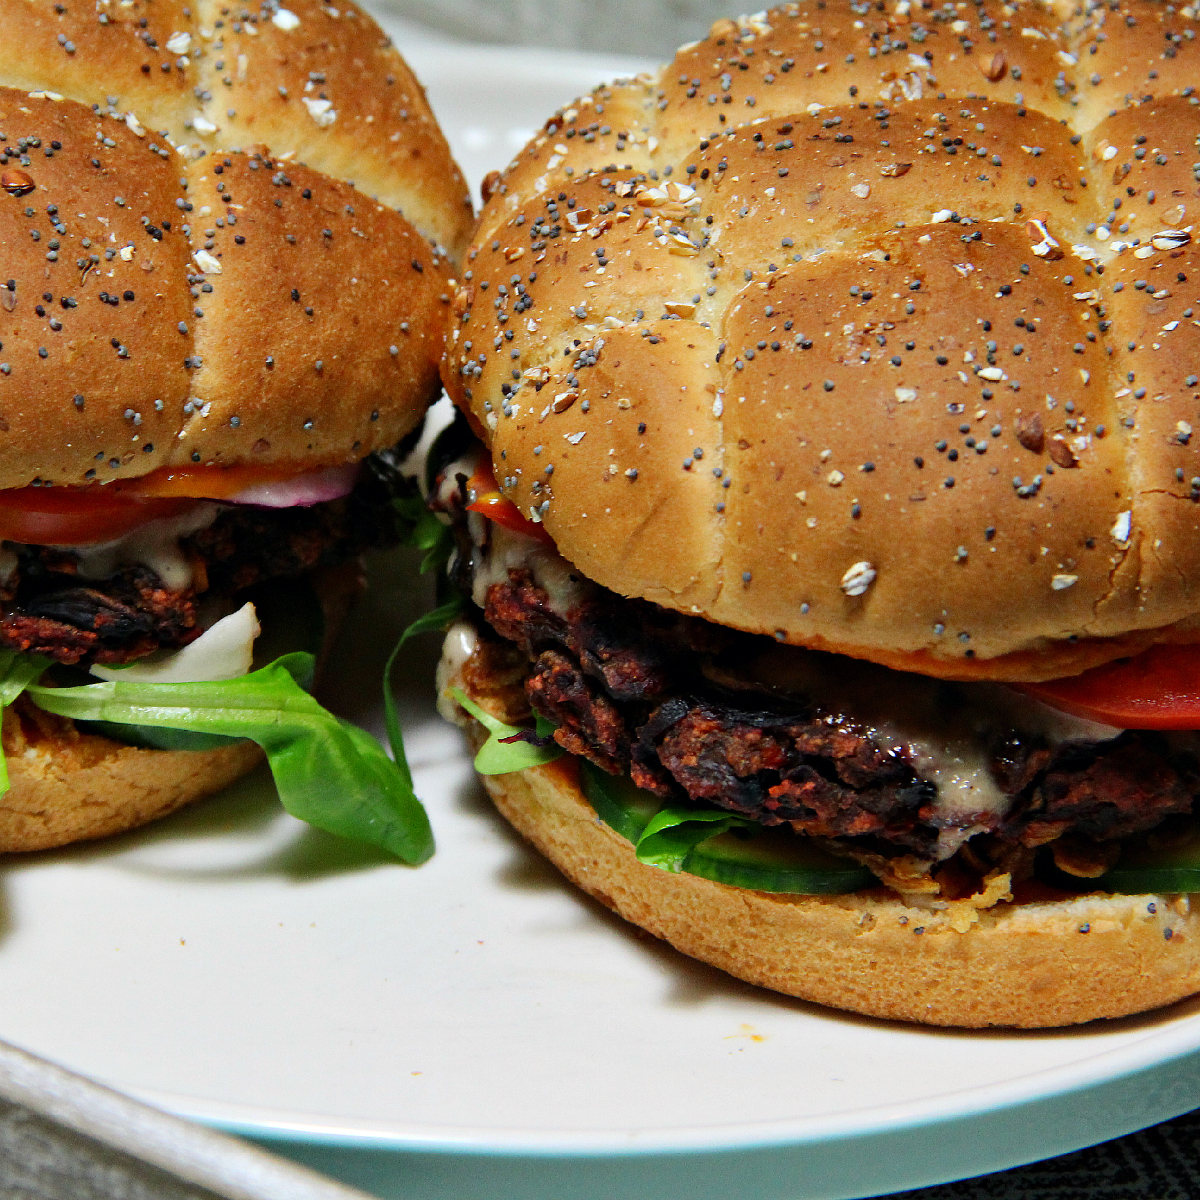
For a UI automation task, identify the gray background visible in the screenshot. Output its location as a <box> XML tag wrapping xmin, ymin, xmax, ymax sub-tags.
<box><xmin>378</xmin><ymin>0</ymin><xmax>730</xmax><ymax>55</ymax></box>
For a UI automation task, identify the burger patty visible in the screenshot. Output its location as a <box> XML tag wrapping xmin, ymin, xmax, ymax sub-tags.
<box><xmin>0</xmin><ymin>455</ymin><xmax>406</xmax><ymax>666</ymax></box>
<box><xmin>477</xmin><ymin>568</ymin><xmax>1200</xmax><ymax>862</ymax></box>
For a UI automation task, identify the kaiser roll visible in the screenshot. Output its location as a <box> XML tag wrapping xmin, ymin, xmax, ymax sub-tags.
<box><xmin>444</xmin><ymin>0</ymin><xmax>1200</xmax><ymax>682</ymax></box>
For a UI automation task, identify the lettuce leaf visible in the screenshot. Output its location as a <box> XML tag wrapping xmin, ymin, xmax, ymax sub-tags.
<box><xmin>633</xmin><ymin>807</ymin><xmax>747</xmax><ymax>872</ymax></box>
<box><xmin>450</xmin><ymin>687</ymin><xmax>563</xmax><ymax>775</ymax></box>
<box><xmin>26</xmin><ymin>652</ymin><xmax>434</xmax><ymax>864</ymax></box>
<box><xmin>0</xmin><ymin>650</ymin><xmax>52</xmax><ymax>794</ymax></box>
<box><xmin>580</xmin><ymin>761</ymin><xmax>875</xmax><ymax>893</ymax></box>
<box><xmin>395</xmin><ymin>495</ymin><xmax>455</xmax><ymax>576</ymax></box>
<box><xmin>75</xmin><ymin>722</ymin><xmax>241</xmax><ymax>752</ymax></box>
<box><xmin>383</xmin><ymin>596</ymin><xmax>465</xmax><ymax>789</ymax></box>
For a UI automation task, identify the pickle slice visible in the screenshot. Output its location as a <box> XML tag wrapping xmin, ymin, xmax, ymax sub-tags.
<box><xmin>580</xmin><ymin>762</ymin><xmax>659</xmax><ymax>843</ymax></box>
<box><xmin>1095</xmin><ymin>819</ymin><xmax>1200</xmax><ymax>894</ymax></box>
<box><xmin>580</xmin><ymin>761</ymin><xmax>873</xmax><ymax>895</ymax></box>
<box><xmin>681</xmin><ymin>827</ymin><xmax>875</xmax><ymax>895</ymax></box>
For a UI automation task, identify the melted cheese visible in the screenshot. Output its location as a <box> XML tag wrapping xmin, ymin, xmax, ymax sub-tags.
<box><xmin>469</xmin><ymin>522</ymin><xmax>589</xmax><ymax>617</ymax></box>
<box><xmin>436</xmin><ymin>619</ymin><xmax>479</xmax><ymax>725</ymax></box>
<box><xmin>730</xmin><ymin>646</ymin><xmax>1125</xmax><ymax>855</ymax></box>
<box><xmin>69</xmin><ymin>503</ymin><xmax>219</xmax><ymax>591</ymax></box>
<box><xmin>435</xmin><ymin>446</ymin><xmax>590</xmax><ymax>620</ymax></box>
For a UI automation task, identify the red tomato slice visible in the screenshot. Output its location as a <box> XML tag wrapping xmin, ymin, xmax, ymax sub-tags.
<box><xmin>0</xmin><ymin>488</ymin><xmax>199</xmax><ymax>546</ymax></box>
<box><xmin>465</xmin><ymin>469</ymin><xmax>556</xmax><ymax>546</ymax></box>
<box><xmin>1017</xmin><ymin>643</ymin><xmax>1200</xmax><ymax>730</ymax></box>
<box><xmin>0</xmin><ymin>463</ymin><xmax>317</xmax><ymax>547</ymax></box>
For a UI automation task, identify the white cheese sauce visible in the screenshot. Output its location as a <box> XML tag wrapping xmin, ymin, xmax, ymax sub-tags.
<box><xmin>447</xmin><ymin>448</ymin><xmax>1163</xmax><ymax>855</ymax></box>
<box><xmin>89</xmin><ymin>601</ymin><xmax>260</xmax><ymax>683</ymax></box>
<box><xmin>726</xmin><ymin>645</ymin><xmax>1128</xmax><ymax>855</ymax></box>
<box><xmin>66</xmin><ymin>503</ymin><xmax>219</xmax><ymax>592</ymax></box>
<box><xmin>436</xmin><ymin>619</ymin><xmax>479</xmax><ymax>725</ymax></box>
<box><xmin>433</xmin><ymin>445</ymin><xmax>591</xmax><ymax>620</ymax></box>
<box><xmin>469</xmin><ymin>522</ymin><xmax>589</xmax><ymax>617</ymax></box>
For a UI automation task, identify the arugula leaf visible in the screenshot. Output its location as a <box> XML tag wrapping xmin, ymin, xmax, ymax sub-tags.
<box><xmin>76</xmin><ymin>722</ymin><xmax>241</xmax><ymax>753</ymax></box>
<box><xmin>581</xmin><ymin>761</ymin><xmax>875</xmax><ymax>893</ymax></box>
<box><xmin>394</xmin><ymin>494</ymin><xmax>455</xmax><ymax>576</ymax></box>
<box><xmin>450</xmin><ymin>687</ymin><xmax>564</xmax><ymax>775</ymax></box>
<box><xmin>0</xmin><ymin>650</ymin><xmax>50</xmax><ymax>707</ymax></box>
<box><xmin>634</xmin><ymin>807</ymin><xmax>747</xmax><ymax>873</ymax></box>
<box><xmin>579</xmin><ymin>759</ymin><xmax>659</xmax><ymax>843</ymax></box>
<box><xmin>413</xmin><ymin>512</ymin><xmax>456</xmax><ymax>576</ymax></box>
<box><xmin>0</xmin><ymin>650</ymin><xmax>52</xmax><ymax>794</ymax></box>
<box><xmin>26</xmin><ymin>652</ymin><xmax>433</xmax><ymax>864</ymax></box>
<box><xmin>383</xmin><ymin>596</ymin><xmax>465</xmax><ymax>789</ymax></box>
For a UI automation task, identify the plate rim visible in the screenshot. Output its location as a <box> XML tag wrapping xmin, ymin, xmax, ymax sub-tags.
<box><xmin>125</xmin><ymin>1007</ymin><xmax>1200</xmax><ymax>1155</ymax></box>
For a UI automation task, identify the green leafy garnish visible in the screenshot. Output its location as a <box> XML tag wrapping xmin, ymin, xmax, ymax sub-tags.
<box><xmin>580</xmin><ymin>760</ymin><xmax>874</xmax><ymax>895</ymax></box>
<box><xmin>579</xmin><ymin>761</ymin><xmax>659</xmax><ymax>842</ymax></box>
<box><xmin>395</xmin><ymin>494</ymin><xmax>455</xmax><ymax>576</ymax></box>
<box><xmin>0</xmin><ymin>650</ymin><xmax>52</xmax><ymax>793</ymax></box>
<box><xmin>450</xmin><ymin>687</ymin><xmax>563</xmax><ymax>775</ymax></box>
<box><xmin>26</xmin><ymin>652</ymin><xmax>433</xmax><ymax>864</ymax></box>
<box><xmin>383</xmin><ymin>596</ymin><xmax>466</xmax><ymax>789</ymax></box>
<box><xmin>76</xmin><ymin>722</ymin><xmax>241</xmax><ymax>753</ymax></box>
<box><xmin>634</xmin><ymin>806</ymin><xmax>746</xmax><ymax>872</ymax></box>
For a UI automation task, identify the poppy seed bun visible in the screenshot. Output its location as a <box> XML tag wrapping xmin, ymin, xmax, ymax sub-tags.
<box><xmin>0</xmin><ymin>0</ymin><xmax>470</xmax><ymax>490</ymax></box>
<box><xmin>457</xmin><ymin>705</ymin><xmax>1200</xmax><ymax>1028</ymax></box>
<box><xmin>444</xmin><ymin>0</ymin><xmax>1200</xmax><ymax>681</ymax></box>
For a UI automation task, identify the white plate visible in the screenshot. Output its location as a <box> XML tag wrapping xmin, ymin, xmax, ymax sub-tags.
<box><xmin>5</xmin><ymin>542</ymin><xmax>1200</xmax><ymax>1200</ymax></box>
<box><xmin>2</xmin><ymin>36</ymin><xmax>1199</xmax><ymax>1200</ymax></box>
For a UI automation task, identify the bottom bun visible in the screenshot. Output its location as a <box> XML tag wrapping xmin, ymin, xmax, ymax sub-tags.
<box><xmin>474</xmin><ymin>740</ymin><xmax>1200</xmax><ymax>1028</ymax></box>
<box><xmin>0</xmin><ymin>560</ymin><xmax>365</xmax><ymax>855</ymax></box>
<box><xmin>0</xmin><ymin>700</ymin><xmax>263</xmax><ymax>853</ymax></box>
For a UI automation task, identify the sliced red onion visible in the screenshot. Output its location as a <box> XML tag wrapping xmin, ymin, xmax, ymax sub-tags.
<box><xmin>226</xmin><ymin>463</ymin><xmax>361</xmax><ymax>508</ymax></box>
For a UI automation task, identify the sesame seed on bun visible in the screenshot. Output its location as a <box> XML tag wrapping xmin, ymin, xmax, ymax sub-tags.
<box><xmin>0</xmin><ymin>0</ymin><xmax>471</xmax><ymax>490</ymax></box>
<box><xmin>445</xmin><ymin>0</ymin><xmax>1200</xmax><ymax>681</ymax></box>
<box><xmin>435</xmin><ymin>0</ymin><xmax>1200</xmax><ymax>1027</ymax></box>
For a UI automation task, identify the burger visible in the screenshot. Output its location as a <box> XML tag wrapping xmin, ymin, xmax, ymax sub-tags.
<box><xmin>0</xmin><ymin>0</ymin><xmax>470</xmax><ymax>857</ymax></box>
<box><xmin>431</xmin><ymin>0</ymin><xmax>1200</xmax><ymax>1026</ymax></box>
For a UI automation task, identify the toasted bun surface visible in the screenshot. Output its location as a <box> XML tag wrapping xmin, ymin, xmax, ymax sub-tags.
<box><xmin>0</xmin><ymin>699</ymin><xmax>263</xmax><ymax>853</ymax></box>
<box><xmin>477</xmin><ymin>744</ymin><xmax>1200</xmax><ymax>1028</ymax></box>
<box><xmin>0</xmin><ymin>0</ymin><xmax>470</xmax><ymax>490</ymax></box>
<box><xmin>445</xmin><ymin>0</ymin><xmax>1200</xmax><ymax>680</ymax></box>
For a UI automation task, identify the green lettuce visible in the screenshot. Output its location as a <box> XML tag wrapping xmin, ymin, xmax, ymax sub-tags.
<box><xmin>0</xmin><ymin>650</ymin><xmax>433</xmax><ymax>864</ymax></box>
<box><xmin>633</xmin><ymin>806</ymin><xmax>748</xmax><ymax>872</ymax></box>
<box><xmin>0</xmin><ymin>651</ymin><xmax>52</xmax><ymax>794</ymax></box>
<box><xmin>579</xmin><ymin>761</ymin><xmax>875</xmax><ymax>894</ymax></box>
<box><xmin>394</xmin><ymin>495</ymin><xmax>455</xmax><ymax>577</ymax></box>
<box><xmin>449</xmin><ymin>687</ymin><xmax>563</xmax><ymax>775</ymax></box>
<box><xmin>383</xmin><ymin>596</ymin><xmax>466</xmax><ymax>789</ymax></box>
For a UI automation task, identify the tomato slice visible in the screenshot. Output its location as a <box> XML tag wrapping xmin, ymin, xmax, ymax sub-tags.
<box><xmin>1017</xmin><ymin>643</ymin><xmax>1200</xmax><ymax>730</ymax></box>
<box><xmin>0</xmin><ymin>488</ymin><xmax>199</xmax><ymax>546</ymax></box>
<box><xmin>465</xmin><ymin>467</ymin><xmax>556</xmax><ymax>546</ymax></box>
<box><xmin>0</xmin><ymin>462</ymin><xmax>321</xmax><ymax>547</ymax></box>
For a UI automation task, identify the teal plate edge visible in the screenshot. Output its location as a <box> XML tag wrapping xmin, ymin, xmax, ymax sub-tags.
<box><xmin>196</xmin><ymin>1042</ymin><xmax>1200</xmax><ymax>1200</ymax></box>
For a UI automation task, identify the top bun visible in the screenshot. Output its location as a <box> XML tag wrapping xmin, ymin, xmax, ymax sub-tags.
<box><xmin>445</xmin><ymin>0</ymin><xmax>1200</xmax><ymax>681</ymax></box>
<box><xmin>0</xmin><ymin>0</ymin><xmax>471</xmax><ymax>490</ymax></box>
